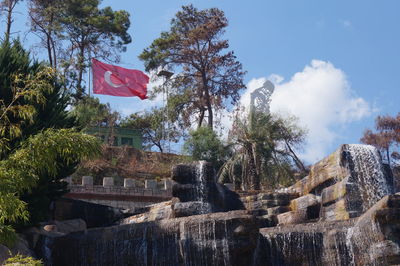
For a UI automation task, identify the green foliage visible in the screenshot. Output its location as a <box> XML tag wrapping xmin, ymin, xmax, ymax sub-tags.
<box><xmin>0</xmin><ymin>128</ymin><xmax>100</xmax><ymax>246</ymax></box>
<box><xmin>0</xmin><ymin>40</ymin><xmax>101</xmax><ymax>246</ymax></box>
<box><xmin>219</xmin><ymin>110</ymin><xmax>306</xmax><ymax>190</ymax></box>
<box><xmin>29</xmin><ymin>0</ymin><xmax>132</xmax><ymax>98</ymax></box>
<box><xmin>59</xmin><ymin>0</ymin><xmax>132</xmax><ymax>98</ymax></box>
<box><xmin>183</xmin><ymin>127</ymin><xmax>229</xmax><ymax>170</ymax></box>
<box><xmin>139</xmin><ymin>4</ymin><xmax>245</xmax><ymax>129</ymax></box>
<box><xmin>4</xmin><ymin>254</ymin><xmax>43</xmax><ymax>265</ymax></box>
<box><xmin>120</xmin><ymin>107</ymin><xmax>180</xmax><ymax>152</ymax></box>
<box><xmin>70</xmin><ymin>96</ymin><xmax>119</xmax><ymax>128</ymax></box>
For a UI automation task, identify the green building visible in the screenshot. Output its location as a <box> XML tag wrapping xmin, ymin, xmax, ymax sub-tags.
<box><xmin>86</xmin><ymin>127</ymin><xmax>142</xmax><ymax>149</ymax></box>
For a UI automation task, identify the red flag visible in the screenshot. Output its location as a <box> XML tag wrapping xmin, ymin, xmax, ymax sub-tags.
<box><xmin>92</xmin><ymin>58</ymin><xmax>149</xmax><ymax>99</ymax></box>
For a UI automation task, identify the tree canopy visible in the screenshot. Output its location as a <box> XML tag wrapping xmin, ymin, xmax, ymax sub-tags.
<box><xmin>140</xmin><ymin>5</ymin><xmax>246</xmax><ymax>130</ymax></box>
<box><xmin>0</xmin><ymin>40</ymin><xmax>100</xmax><ymax>246</ymax></box>
<box><xmin>361</xmin><ymin>113</ymin><xmax>400</xmax><ymax>167</ymax></box>
<box><xmin>219</xmin><ymin>110</ymin><xmax>307</xmax><ymax>190</ymax></box>
<box><xmin>183</xmin><ymin>126</ymin><xmax>229</xmax><ymax>170</ymax></box>
<box><xmin>28</xmin><ymin>0</ymin><xmax>132</xmax><ymax>99</ymax></box>
<box><xmin>120</xmin><ymin>107</ymin><xmax>180</xmax><ymax>153</ymax></box>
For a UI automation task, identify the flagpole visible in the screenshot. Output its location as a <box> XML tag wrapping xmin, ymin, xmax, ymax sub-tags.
<box><xmin>88</xmin><ymin>50</ymin><xmax>92</xmax><ymax>97</ymax></box>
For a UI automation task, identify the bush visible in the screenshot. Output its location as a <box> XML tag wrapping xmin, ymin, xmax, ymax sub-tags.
<box><xmin>183</xmin><ymin>127</ymin><xmax>229</xmax><ymax>170</ymax></box>
<box><xmin>4</xmin><ymin>254</ymin><xmax>42</xmax><ymax>266</ymax></box>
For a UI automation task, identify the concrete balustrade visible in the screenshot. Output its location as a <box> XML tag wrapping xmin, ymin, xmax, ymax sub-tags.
<box><xmin>82</xmin><ymin>176</ymin><xmax>93</xmax><ymax>186</ymax></box>
<box><xmin>73</xmin><ymin>176</ymin><xmax>174</xmax><ymax>194</ymax></box>
<box><xmin>124</xmin><ymin>178</ymin><xmax>136</xmax><ymax>188</ymax></box>
<box><xmin>103</xmin><ymin>177</ymin><xmax>114</xmax><ymax>187</ymax></box>
<box><xmin>68</xmin><ymin>176</ymin><xmax>173</xmax><ymax>205</ymax></box>
<box><xmin>145</xmin><ymin>179</ymin><xmax>157</xmax><ymax>189</ymax></box>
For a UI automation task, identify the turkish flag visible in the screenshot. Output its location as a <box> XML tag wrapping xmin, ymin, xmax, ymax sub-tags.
<box><xmin>92</xmin><ymin>58</ymin><xmax>149</xmax><ymax>99</ymax></box>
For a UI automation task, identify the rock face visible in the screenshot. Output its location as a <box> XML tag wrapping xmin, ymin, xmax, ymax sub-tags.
<box><xmin>36</xmin><ymin>211</ymin><xmax>258</xmax><ymax>266</ymax></box>
<box><xmin>53</xmin><ymin>198</ymin><xmax>124</xmax><ymax>228</ymax></box>
<box><xmin>30</xmin><ymin>145</ymin><xmax>400</xmax><ymax>266</ymax></box>
<box><xmin>171</xmin><ymin>161</ymin><xmax>244</xmax><ymax>217</ymax></box>
<box><xmin>255</xmin><ymin>194</ymin><xmax>400</xmax><ymax>265</ymax></box>
<box><xmin>291</xmin><ymin>144</ymin><xmax>394</xmax><ymax>221</ymax></box>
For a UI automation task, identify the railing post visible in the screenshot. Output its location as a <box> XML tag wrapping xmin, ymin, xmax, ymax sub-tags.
<box><xmin>124</xmin><ymin>178</ymin><xmax>136</xmax><ymax>188</ymax></box>
<box><xmin>145</xmin><ymin>179</ymin><xmax>157</xmax><ymax>189</ymax></box>
<box><xmin>82</xmin><ymin>176</ymin><xmax>93</xmax><ymax>187</ymax></box>
<box><xmin>163</xmin><ymin>179</ymin><xmax>172</xmax><ymax>190</ymax></box>
<box><xmin>103</xmin><ymin>177</ymin><xmax>114</xmax><ymax>188</ymax></box>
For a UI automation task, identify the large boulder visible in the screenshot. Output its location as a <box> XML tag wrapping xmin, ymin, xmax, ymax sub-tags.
<box><xmin>53</xmin><ymin>198</ymin><xmax>124</xmax><ymax>228</ymax></box>
<box><xmin>290</xmin><ymin>144</ymin><xmax>394</xmax><ymax>221</ymax></box>
<box><xmin>171</xmin><ymin>161</ymin><xmax>244</xmax><ymax>217</ymax></box>
<box><xmin>119</xmin><ymin>201</ymin><xmax>173</xmax><ymax>224</ymax></box>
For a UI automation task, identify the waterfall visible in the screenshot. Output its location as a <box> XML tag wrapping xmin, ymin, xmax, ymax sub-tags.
<box><xmin>345</xmin><ymin>227</ymin><xmax>356</xmax><ymax>266</ymax></box>
<box><xmin>194</xmin><ymin>161</ymin><xmax>212</xmax><ymax>214</ymax></box>
<box><xmin>347</xmin><ymin>144</ymin><xmax>391</xmax><ymax>211</ymax></box>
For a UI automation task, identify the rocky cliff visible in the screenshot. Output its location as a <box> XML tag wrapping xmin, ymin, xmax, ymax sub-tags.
<box><xmin>22</xmin><ymin>144</ymin><xmax>400</xmax><ymax>266</ymax></box>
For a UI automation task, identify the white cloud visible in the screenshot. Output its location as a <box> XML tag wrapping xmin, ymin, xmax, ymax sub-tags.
<box><xmin>264</xmin><ymin>59</ymin><xmax>370</xmax><ymax>162</ymax></box>
<box><xmin>119</xmin><ymin>59</ymin><xmax>371</xmax><ymax>164</ymax></box>
<box><xmin>233</xmin><ymin>60</ymin><xmax>371</xmax><ymax>163</ymax></box>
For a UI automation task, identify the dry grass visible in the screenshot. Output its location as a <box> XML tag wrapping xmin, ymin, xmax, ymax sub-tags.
<box><xmin>73</xmin><ymin>145</ymin><xmax>189</xmax><ymax>184</ymax></box>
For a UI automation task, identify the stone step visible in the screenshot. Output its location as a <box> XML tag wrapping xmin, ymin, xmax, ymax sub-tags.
<box><xmin>321</xmin><ymin>176</ymin><xmax>356</xmax><ymax>206</ymax></box>
<box><xmin>321</xmin><ymin>198</ymin><xmax>361</xmax><ymax>221</ymax></box>
<box><xmin>290</xmin><ymin>194</ymin><xmax>320</xmax><ymax>211</ymax></box>
<box><xmin>277</xmin><ymin>209</ymin><xmax>307</xmax><ymax>225</ymax></box>
<box><xmin>267</xmin><ymin>206</ymin><xmax>291</xmax><ymax>216</ymax></box>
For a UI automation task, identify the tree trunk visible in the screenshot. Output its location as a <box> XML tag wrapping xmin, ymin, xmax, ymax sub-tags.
<box><xmin>46</xmin><ymin>34</ymin><xmax>53</xmax><ymax>67</ymax></box>
<box><xmin>5</xmin><ymin>1</ymin><xmax>13</xmax><ymax>43</ymax></box>
<box><xmin>49</xmin><ymin>14</ymin><xmax>57</xmax><ymax>69</ymax></box>
<box><xmin>285</xmin><ymin>141</ymin><xmax>307</xmax><ymax>174</ymax></box>
<box><xmin>198</xmin><ymin>108</ymin><xmax>205</xmax><ymax>129</ymax></box>
<box><xmin>52</xmin><ymin>37</ymin><xmax>57</xmax><ymax>69</ymax></box>
<box><xmin>246</xmin><ymin>144</ymin><xmax>260</xmax><ymax>190</ymax></box>
<box><xmin>156</xmin><ymin>143</ymin><xmax>163</xmax><ymax>153</ymax></box>
<box><xmin>201</xmin><ymin>74</ymin><xmax>213</xmax><ymax>129</ymax></box>
<box><xmin>76</xmin><ymin>44</ymin><xmax>85</xmax><ymax>100</ymax></box>
<box><xmin>207</xmin><ymin>103</ymin><xmax>213</xmax><ymax>129</ymax></box>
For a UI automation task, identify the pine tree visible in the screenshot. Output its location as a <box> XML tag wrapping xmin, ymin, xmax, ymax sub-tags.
<box><xmin>0</xmin><ymin>40</ymin><xmax>100</xmax><ymax>245</ymax></box>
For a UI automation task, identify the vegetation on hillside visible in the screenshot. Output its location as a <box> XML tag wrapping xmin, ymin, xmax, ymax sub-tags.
<box><xmin>120</xmin><ymin>107</ymin><xmax>181</xmax><ymax>153</ymax></box>
<box><xmin>0</xmin><ymin>40</ymin><xmax>100</xmax><ymax>246</ymax></box>
<box><xmin>0</xmin><ymin>1</ymin><xmax>311</xmax><ymax>212</ymax></box>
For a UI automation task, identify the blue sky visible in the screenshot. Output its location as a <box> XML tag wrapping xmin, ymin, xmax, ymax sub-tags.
<box><xmin>3</xmin><ymin>0</ymin><xmax>400</xmax><ymax>163</ymax></box>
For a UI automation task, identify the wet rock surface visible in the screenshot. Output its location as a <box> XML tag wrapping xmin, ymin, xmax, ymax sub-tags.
<box><xmin>171</xmin><ymin>161</ymin><xmax>244</xmax><ymax>217</ymax></box>
<box><xmin>37</xmin><ymin>211</ymin><xmax>258</xmax><ymax>266</ymax></box>
<box><xmin>30</xmin><ymin>144</ymin><xmax>400</xmax><ymax>266</ymax></box>
<box><xmin>290</xmin><ymin>144</ymin><xmax>394</xmax><ymax>221</ymax></box>
<box><xmin>256</xmin><ymin>194</ymin><xmax>400</xmax><ymax>266</ymax></box>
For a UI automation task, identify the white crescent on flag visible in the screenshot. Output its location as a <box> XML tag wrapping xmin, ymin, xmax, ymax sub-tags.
<box><xmin>104</xmin><ymin>71</ymin><xmax>123</xmax><ymax>88</ymax></box>
<box><xmin>92</xmin><ymin>58</ymin><xmax>149</xmax><ymax>99</ymax></box>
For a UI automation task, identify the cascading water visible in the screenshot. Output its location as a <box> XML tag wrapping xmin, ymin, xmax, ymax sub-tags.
<box><xmin>194</xmin><ymin>161</ymin><xmax>212</xmax><ymax>214</ymax></box>
<box><xmin>347</xmin><ymin>144</ymin><xmax>392</xmax><ymax>211</ymax></box>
